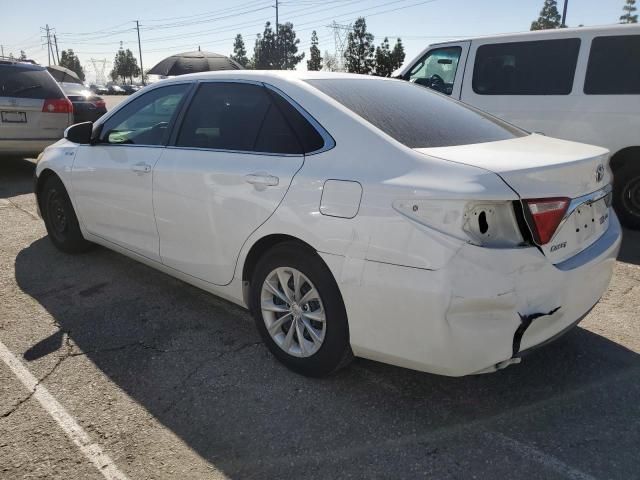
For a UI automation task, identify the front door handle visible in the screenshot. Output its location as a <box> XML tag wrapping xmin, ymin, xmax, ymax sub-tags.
<box><xmin>132</xmin><ymin>162</ymin><xmax>152</xmax><ymax>174</ymax></box>
<box><xmin>245</xmin><ymin>173</ymin><xmax>279</xmax><ymax>187</ymax></box>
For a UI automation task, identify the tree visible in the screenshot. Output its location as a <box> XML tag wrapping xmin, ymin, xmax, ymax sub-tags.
<box><xmin>109</xmin><ymin>48</ymin><xmax>140</xmax><ymax>84</ymax></box>
<box><xmin>391</xmin><ymin>38</ymin><xmax>405</xmax><ymax>72</ymax></box>
<box><xmin>252</xmin><ymin>22</ymin><xmax>278</xmax><ymax>69</ymax></box>
<box><xmin>252</xmin><ymin>22</ymin><xmax>304</xmax><ymax>69</ymax></box>
<box><xmin>322</xmin><ymin>50</ymin><xmax>339</xmax><ymax>71</ymax></box>
<box><xmin>530</xmin><ymin>0</ymin><xmax>562</xmax><ymax>30</ymax></box>
<box><xmin>230</xmin><ymin>34</ymin><xmax>249</xmax><ymax>67</ymax></box>
<box><xmin>307</xmin><ymin>30</ymin><xmax>322</xmax><ymax>71</ymax></box>
<box><xmin>621</xmin><ymin>0</ymin><xmax>638</xmax><ymax>23</ymax></box>
<box><xmin>278</xmin><ymin>22</ymin><xmax>304</xmax><ymax>69</ymax></box>
<box><xmin>374</xmin><ymin>37</ymin><xmax>393</xmax><ymax>77</ymax></box>
<box><xmin>344</xmin><ymin>17</ymin><xmax>375</xmax><ymax>74</ymax></box>
<box><xmin>59</xmin><ymin>49</ymin><xmax>85</xmax><ymax>81</ymax></box>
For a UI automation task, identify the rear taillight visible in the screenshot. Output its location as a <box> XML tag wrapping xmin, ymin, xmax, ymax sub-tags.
<box><xmin>524</xmin><ymin>197</ymin><xmax>570</xmax><ymax>245</ymax></box>
<box><xmin>93</xmin><ymin>99</ymin><xmax>106</xmax><ymax>109</ymax></box>
<box><xmin>42</xmin><ymin>98</ymin><xmax>73</xmax><ymax>114</ymax></box>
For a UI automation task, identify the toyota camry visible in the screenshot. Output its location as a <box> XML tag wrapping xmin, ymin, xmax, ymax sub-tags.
<box><xmin>34</xmin><ymin>71</ymin><xmax>621</xmax><ymax>377</ymax></box>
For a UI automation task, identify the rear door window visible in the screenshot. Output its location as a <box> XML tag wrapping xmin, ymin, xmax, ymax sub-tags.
<box><xmin>307</xmin><ymin>78</ymin><xmax>525</xmax><ymax>148</ymax></box>
<box><xmin>406</xmin><ymin>47</ymin><xmax>462</xmax><ymax>95</ymax></box>
<box><xmin>585</xmin><ymin>35</ymin><xmax>640</xmax><ymax>94</ymax></box>
<box><xmin>0</xmin><ymin>65</ymin><xmax>63</xmax><ymax>99</ymax></box>
<box><xmin>176</xmin><ymin>82</ymin><xmax>304</xmax><ymax>154</ymax></box>
<box><xmin>472</xmin><ymin>39</ymin><xmax>581</xmax><ymax>95</ymax></box>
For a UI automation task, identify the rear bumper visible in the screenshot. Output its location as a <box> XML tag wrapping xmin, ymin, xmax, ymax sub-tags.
<box><xmin>323</xmin><ymin>213</ymin><xmax>622</xmax><ymax>376</ymax></box>
<box><xmin>0</xmin><ymin>138</ymin><xmax>60</xmax><ymax>156</ymax></box>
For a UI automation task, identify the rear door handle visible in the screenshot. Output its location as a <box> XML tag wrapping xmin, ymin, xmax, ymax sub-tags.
<box><xmin>245</xmin><ymin>173</ymin><xmax>279</xmax><ymax>187</ymax></box>
<box><xmin>132</xmin><ymin>162</ymin><xmax>152</xmax><ymax>174</ymax></box>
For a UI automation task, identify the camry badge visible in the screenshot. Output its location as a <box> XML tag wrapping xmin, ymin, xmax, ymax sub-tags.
<box><xmin>595</xmin><ymin>164</ymin><xmax>605</xmax><ymax>183</ymax></box>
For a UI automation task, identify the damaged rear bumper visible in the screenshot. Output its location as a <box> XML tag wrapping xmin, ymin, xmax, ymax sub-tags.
<box><xmin>326</xmin><ymin>213</ymin><xmax>622</xmax><ymax>377</ymax></box>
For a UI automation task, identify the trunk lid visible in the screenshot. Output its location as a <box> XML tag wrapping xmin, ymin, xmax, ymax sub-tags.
<box><xmin>416</xmin><ymin>134</ymin><xmax>613</xmax><ymax>264</ymax></box>
<box><xmin>416</xmin><ymin>134</ymin><xmax>611</xmax><ymax>198</ymax></box>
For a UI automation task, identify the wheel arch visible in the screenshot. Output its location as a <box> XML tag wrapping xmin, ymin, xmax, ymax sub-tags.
<box><xmin>35</xmin><ymin>168</ymin><xmax>62</xmax><ymax>211</ymax></box>
<box><xmin>241</xmin><ymin>234</ymin><xmax>323</xmax><ymax>306</ymax></box>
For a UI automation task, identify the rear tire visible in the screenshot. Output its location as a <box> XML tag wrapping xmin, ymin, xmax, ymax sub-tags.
<box><xmin>41</xmin><ymin>175</ymin><xmax>92</xmax><ymax>253</ymax></box>
<box><xmin>613</xmin><ymin>162</ymin><xmax>640</xmax><ymax>230</ymax></box>
<box><xmin>249</xmin><ymin>242</ymin><xmax>353</xmax><ymax>377</ymax></box>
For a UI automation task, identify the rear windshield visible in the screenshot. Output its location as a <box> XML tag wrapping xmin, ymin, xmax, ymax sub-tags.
<box><xmin>305</xmin><ymin>78</ymin><xmax>525</xmax><ymax>148</ymax></box>
<box><xmin>0</xmin><ymin>65</ymin><xmax>63</xmax><ymax>99</ymax></box>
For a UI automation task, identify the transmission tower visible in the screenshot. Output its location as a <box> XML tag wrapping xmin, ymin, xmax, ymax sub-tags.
<box><xmin>328</xmin><ymin>21</ymin><xmax>351</xmax><ymax>72</ymax></box>
<box><xmin>89</xmin><ymin>58</ymin><xmax>108</xmax><ymax>84</ymax></box>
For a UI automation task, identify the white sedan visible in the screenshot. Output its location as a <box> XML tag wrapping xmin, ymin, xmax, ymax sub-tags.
<box><xmin>34</xmin><ymin>71</ymin><xmax>621</xmax><ymax>377</ymax></box>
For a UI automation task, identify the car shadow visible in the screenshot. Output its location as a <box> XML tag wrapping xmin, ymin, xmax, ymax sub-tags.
<box><xmin>14</xmin><ymin>237</ymin><xmax>640</xmax><ymax>478</ymax></box>
<box><xmin>0</xmin><ymin>157</ymin><xmax>35</xmax><ymax>199</ymax></box>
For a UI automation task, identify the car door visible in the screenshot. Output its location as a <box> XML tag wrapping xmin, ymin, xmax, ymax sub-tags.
<box><xmin>401</xmin><ymin>42</ymin><xmax>470</xmax><ymax>99</ymax></box>
<box><xmin>71</xmin><ymin>83</ymin><xmax>191</xmax><ymax>261</ymax></box>
<box><xmin>153</xmin><ymin>81</ymin><xmax>307</xmax><ymax>285</ymax></box>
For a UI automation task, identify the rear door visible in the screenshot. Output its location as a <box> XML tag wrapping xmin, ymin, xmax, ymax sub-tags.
<box><xmin>153</xmin><ymin>81</ymin><xmax>308</xmax><ymax>285</ymax></box>
<box><xmin>459</xmin><ymin>36</ymin><xmax>583</xmax><ymax>137</ymax></box>
<box><xmin>0</xmin><ymin>64</ymin><xmax>70</xmax><ymax>140</ymax></box>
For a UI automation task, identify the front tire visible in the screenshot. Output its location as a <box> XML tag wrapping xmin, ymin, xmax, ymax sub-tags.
<box><xmin>41</xmin><ymin>175</ymin><xmax>92</xmax><ymax>253</ymax></box>
<box><xmin>613</xmin><ymin>162</ymin><xmax>640</xmax><ymax>230</ymax></box>
<box><xmin>250</xmin><ymin>242</ymin><xmax>353</xmax><ymax>377</ymax></box>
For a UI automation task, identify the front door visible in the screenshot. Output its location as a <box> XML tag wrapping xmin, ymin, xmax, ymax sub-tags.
<box><xmin>153</xmin><ymin>81</ymin><xmax>306</xmax><ymax>285</ymax></box>
<box><xmin>71</xmin><ymin>83</ymin><xmax>191</xmax><ymax>261</ymax></box>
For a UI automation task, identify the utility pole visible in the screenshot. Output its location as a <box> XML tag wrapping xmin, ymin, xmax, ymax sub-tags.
<box><xmin>561</xmin><ymin>0</ymin><xmax>569</xmax><ymax>27</ymax></box>
<box><xmin>1</xmin><ymin>45</ymin><xmax>4</xmax><ymax>58</ymax></box>
<box><xmin>45</xmin><ymin>24</ymin><xmax>51</xmax><ymax>65</ymax></box>
<box><xmin>54</xmin><ymin>34</ymin><xmax>60</xmax><ymax>64</ymax></box>
<box><xmin>275</xmin><ymin>0</ymin><xmax>280</xmax><ymax>66</ymax></box>
<box><xmin>136</xmin><ymin>20</ymin><xmax>145</xmax><ymax>85</ymax></box>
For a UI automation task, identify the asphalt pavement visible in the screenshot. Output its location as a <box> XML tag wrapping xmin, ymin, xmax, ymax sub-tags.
<box><xmin>0</xmin><ymin>150</ymin><xmax>639</xmax><ymax>478</ymax></box>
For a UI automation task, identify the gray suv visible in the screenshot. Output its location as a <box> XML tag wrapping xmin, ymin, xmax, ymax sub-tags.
<box><xmin>0</xmin><ymin>61</ymin><xmax>73</xmax><ymax>158</ymax></box>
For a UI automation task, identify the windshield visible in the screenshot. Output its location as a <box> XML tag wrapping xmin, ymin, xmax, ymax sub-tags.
<box><xmin>306</xmin><ymin>78</ymin><xmax>526</xmax><ymax>148</ymax></box>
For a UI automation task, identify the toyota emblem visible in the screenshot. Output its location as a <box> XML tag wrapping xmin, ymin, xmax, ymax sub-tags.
<box><xmin>595</xmin><ymin>164</ymin><xmax>605</xmax><ymax>183</ymax></box>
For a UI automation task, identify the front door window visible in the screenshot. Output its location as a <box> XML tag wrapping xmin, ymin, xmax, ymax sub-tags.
<box><xmin>406</xmin><ymin>46</ymin><xmax>462</xmax><ymax>95</ymax></box>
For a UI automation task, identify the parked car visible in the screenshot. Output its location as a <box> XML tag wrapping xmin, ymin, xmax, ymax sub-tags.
<box><xmin>0</xmin><ymin>60</ymin><xmax>73</xmax><ymax>158</ymax></box>
<box><xmin>107</xmin><ymin>85</ymin><xmax>125</xmax><ymax>95</ymax></box>
<box><xmin>59</xmin><ymin>82</ymin><xmax>107</xmax><ymax>123</ymax></box>
<box><xmin>90</xmin><ymin>84</ymin><xmax>109</xmax><ymax>95</ymax></box>
<box><xmin>34</xmin><ymin>71</ymin><xmax>620</xmax><ymax>377</ymax></box>
<box><xmin>120</xmin><ymin>84</ymin><xmax>140</xmax><ymax>95</ymax></box>
<box><xmin>396</xmin><ymin>24</ymin><xmax>640</xmax><ymax>229</ymax></box>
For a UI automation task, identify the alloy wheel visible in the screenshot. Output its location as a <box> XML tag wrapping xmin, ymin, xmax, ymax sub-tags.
<box><xmin>260</xmin><ymin>267</ymin><xmax>326</xmax><ymax>358</ymax></box>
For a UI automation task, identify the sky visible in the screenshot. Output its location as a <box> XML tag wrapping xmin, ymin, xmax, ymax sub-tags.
<box><xmin>0</xmin><ymin>0</ymin><xmax>627</xmax><ymax>83</ymax></box>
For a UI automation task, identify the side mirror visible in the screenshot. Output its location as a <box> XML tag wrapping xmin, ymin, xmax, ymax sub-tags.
<box><xmin>64</xmin><ymin>122</ymin><xmax>93</xmax><ymax>144</ymax></box>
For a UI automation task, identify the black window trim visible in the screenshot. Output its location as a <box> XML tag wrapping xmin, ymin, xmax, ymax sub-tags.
<box><xmin>166</xmin><ymin>79</ymin><xmax>335</xmax><ymax>157</ymax></box>
<box><xmin>471</xmin><ymin>38</ymin><xmax>582</xmax><ymax>96</ymax></box>
<box><xmin>584</xmin><ymin>34</ymin><xmax>640</xmax><ymax>95</ymax></box>
<box><xmin>92</xmin><ymin>81</ymin><xmax>196</xmax><ymax>149</ymax></box>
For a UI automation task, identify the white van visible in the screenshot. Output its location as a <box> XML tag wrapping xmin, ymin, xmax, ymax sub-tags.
<box><xmin>396</xmin><ymin>24</ymin><xmax>640</xmax><ymax>229</ymax></box>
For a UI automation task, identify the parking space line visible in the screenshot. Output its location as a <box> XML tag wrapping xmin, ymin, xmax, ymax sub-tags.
<box><xmin>485</xmin><ymin>431</ymin><xmax>598</xmax><ymax>480</ymax></box>
<box><xmin>0</xmin><ymin>340</ymin><xmax>130</xmax><ymax>480</ymax></box>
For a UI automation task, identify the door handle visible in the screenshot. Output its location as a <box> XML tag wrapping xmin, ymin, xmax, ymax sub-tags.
<box><xmin>131</xmin><ymin>162</ymin><xmax>152</xmax><ymax>174</ymax></box>
<box><xmin>245</xmin><ymin>173</ymin><xmax>279</xmax><ymax>187</ymax></box>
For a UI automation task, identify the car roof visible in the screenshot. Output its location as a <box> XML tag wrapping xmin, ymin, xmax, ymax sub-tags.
<box><xmin>0</xmin><ymin>61</ymin><xmax>46</xmax><ymax>71</ymax></box>
<box><xmin>428</xmin><ymin>22</ymin><xmax>640</xmax><ymax>46</ymax></box>
<box><xmin>155</xmin><ymin>70</ymin><xmax>393</xmax><ymax>86</ymax></box>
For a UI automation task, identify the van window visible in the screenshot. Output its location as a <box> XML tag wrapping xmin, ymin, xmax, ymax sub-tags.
<box><xmin>0</xmin><ymin>65</ymin><xmax>63</xmax><ymax>99</ymax></box>
<box><xmin>472</xmin><ymin>39</ymin><xmax>581</xmax><ymax>95</ymax></box>
<box><xmin>406</xmin><ymin>47</ymin><xmax>462</xmax><ymax>95</ymax></box>
<box><xmin>585</xmin><ymin>35</ymin><xmax>640</xmax><ymax>95</ymax></box>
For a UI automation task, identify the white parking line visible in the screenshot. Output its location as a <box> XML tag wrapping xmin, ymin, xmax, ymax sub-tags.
<box><xmin>0</xmin><ymin>339</ymin><xmax>130</xmax><ymax>480</ymax></box>
<box><xmin>485</xmin><ymin>431</ymin><xmax>598</xmax><ymax>480</ymax></box>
